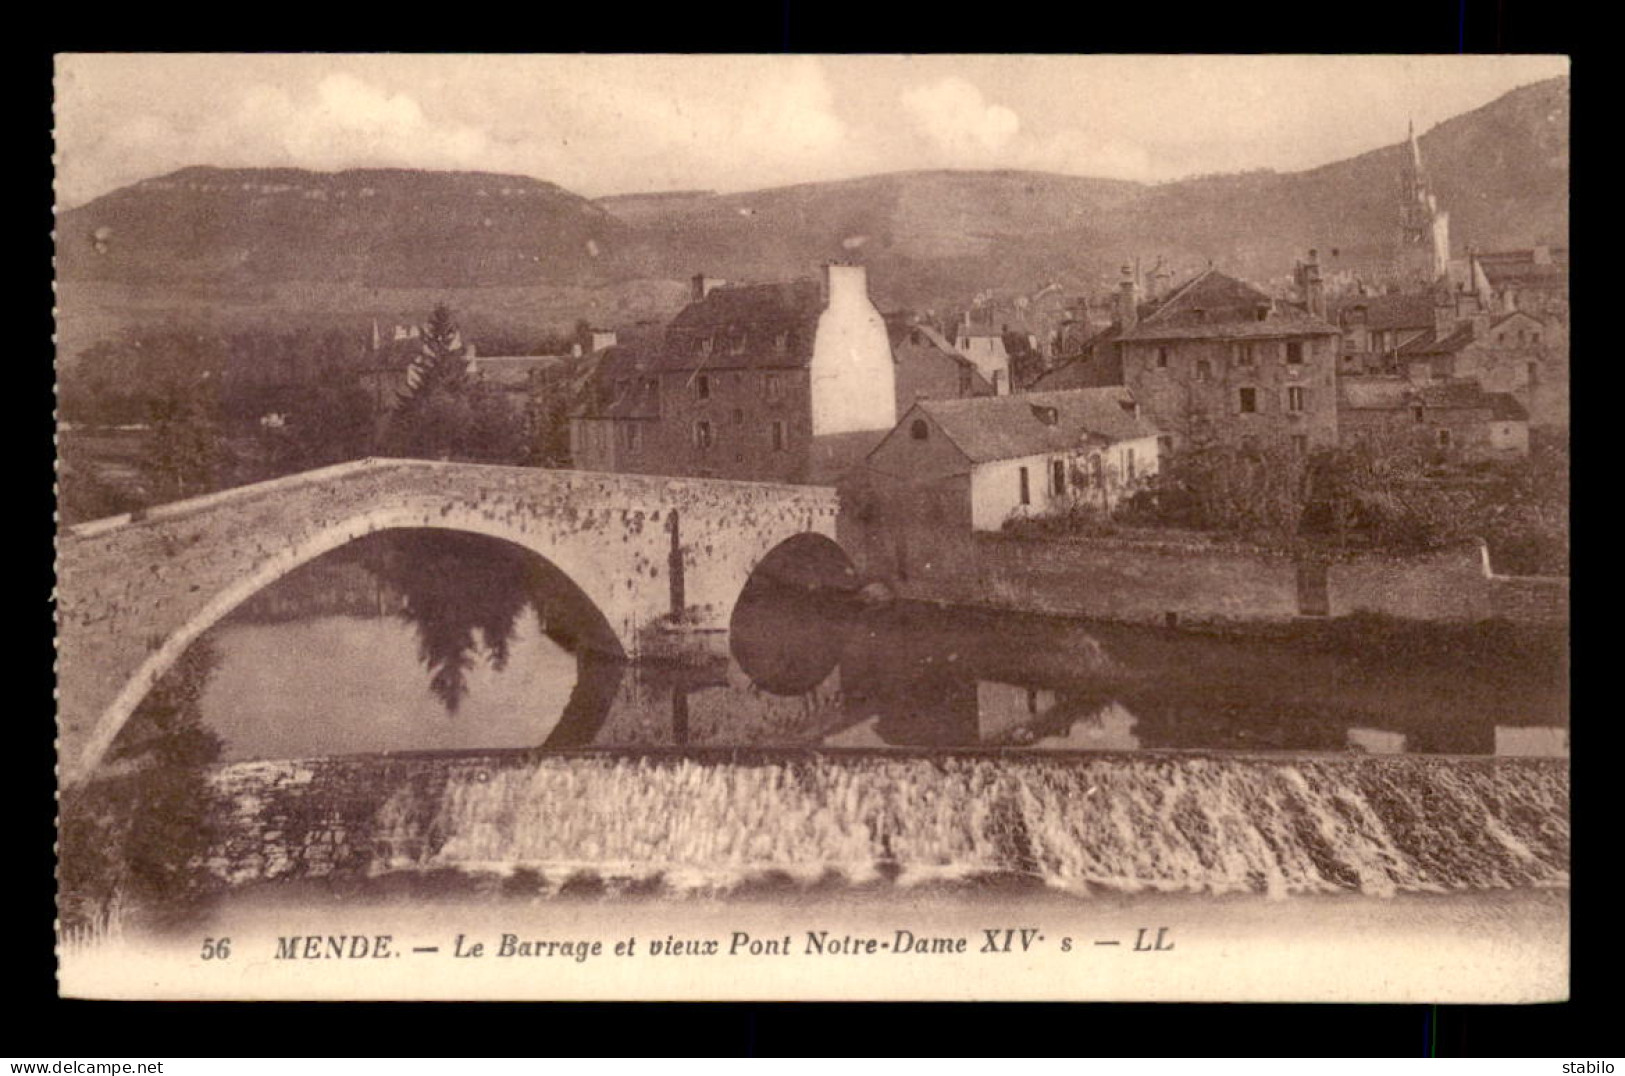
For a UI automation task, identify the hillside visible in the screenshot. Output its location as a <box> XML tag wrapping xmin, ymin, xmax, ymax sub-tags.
<box><xmin>54</xmin><ymin>77</ymin><xmax>1567</xmax><ymax>352</ymax></box>
<box><xmin>56</xmin><ymin>166</ymin><xmax>631</xmax><ymax>289</ymax></box>
<box><xmin>602</xmin><ymin>76</ymin><xmax>1569</xmax><ymax>303</ymax></box>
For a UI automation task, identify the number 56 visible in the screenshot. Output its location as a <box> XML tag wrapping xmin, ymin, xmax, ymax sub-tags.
<box><xmin>201</xmin><ymin>937</ymin><xmax>232</xmax><ymax>961</ymax></box>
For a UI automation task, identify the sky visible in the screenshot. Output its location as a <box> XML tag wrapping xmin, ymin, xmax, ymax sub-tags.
<box><xmin>54</xmin><ymin>54</ymin><xmax>1569</xmax><ymax>208</ymax></box>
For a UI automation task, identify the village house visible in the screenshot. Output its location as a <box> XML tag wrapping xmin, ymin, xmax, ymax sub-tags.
<box><xmin>952</xmin><ymin>317</ymin><xmax>1014</xmax><ymax>395</ymax></box>
<box><xmin>1032</xmin><ymin>262</ymin><xmax>1341</xmax><ymax>457</ymax></box>
<box><xmin>1337</xmin><ymin>377</ymin><xmax>1529</xmax><ymax>461</ymax></box>
<box><xmin>570</xmin><ymin>263</ymin><xmax>897</xmax><ymax>483</ymax></box>
<box><xmin>885</xmin><ymin>317</ymin><xmax>997</xmax><ymax>411</ymax></box>
<box><xmin>863</xmin><ymin>387</ymin><xmax>1161</xmax><ymax>533</ymax></box>
<box><xmin>1391</xmin><ymin>307</ymin><xmax>1568</xmax><ymax>428</ymax></box>
<box><xmin>1328</xmin><ymin>292</ymin><xmax>1436</xmax><ymax>374</ymax></box>
<box><xmin>1465</xmin><ymin>246</ymin><xmax>1569</xmax><ymax>321</ymax></box>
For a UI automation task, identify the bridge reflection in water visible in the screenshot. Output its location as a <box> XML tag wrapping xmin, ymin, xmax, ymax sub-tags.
<box><xmin>57</xmin><ymin>527</ymin><xmax>1568</xmax><ymax>938</ymax></box>
<box><xmin>101</xmin><ymin>526</ymin><xmax>1568</xmax><ymax>763</ymax></box>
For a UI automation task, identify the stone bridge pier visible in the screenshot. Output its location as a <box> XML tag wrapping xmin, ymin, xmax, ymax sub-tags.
<box><xmin>55</xmin><ymin>459</ymin><xmax>843</xmax><ymax>786</ymax></box>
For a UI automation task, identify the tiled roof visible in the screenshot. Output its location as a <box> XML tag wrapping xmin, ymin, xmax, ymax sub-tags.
<box><xmin>1337</xmin><ymin>376</ymin><xmax>1528</xmax><ymax>420</ymax></box>
<box><xmin>471</xmin><ymin>355</ymin><xmax>567</xmax><ymax>387</ymax></box>
<box><xmin>908</xmin><ymin>387</ymin><xmax>1158</xmax><ymax>464</ymax></box>
<box><xmin>655</xmin><ymin>280</ymin><xmax>824</xmax><ymax>372</ymax></box>
<box><xmin>1477</xmin><ymin>252</ymin><xmax>1569</xmax><ymax>290</ymax></box>
<box><xmin>1328</xmin><ymin>293</ymin><xmax>1436</xmax><ymax>331</ymax></box>
<box><xmin>1400</xmin><ymin>324</ymin><xmax>1475</xmax><ymax>356</ymax></box>
<box><xmin>1028</xmin><ymin>352</ymin><xmax>1121</xmax><ymax>392</ymax></box>
<box><xmin>1120</xmin><ymin>269</ymin><xmax>1338</xmax><ymax>341</ymax></box>
<box><xmin>888</xmin><ymin>322</ymin><xmax>979</xmax><ymax>370</ymax></box>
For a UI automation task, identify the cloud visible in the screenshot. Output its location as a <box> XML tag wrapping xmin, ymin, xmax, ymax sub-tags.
<box><xmin>900</xmin><ymin>77</ymin><xmax>1021</xmax><ymax>156</ymax></box>
<box><xmin>57</xmin><ymin>70</ymin><xmax>500</xmax><ymax>205</ymax></box>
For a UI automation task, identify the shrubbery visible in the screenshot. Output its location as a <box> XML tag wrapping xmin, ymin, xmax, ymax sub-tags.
<box><xmin>1023</xmin><ymin>437</ymin><xmax>1569</xmax><ymax>576</ymax></box>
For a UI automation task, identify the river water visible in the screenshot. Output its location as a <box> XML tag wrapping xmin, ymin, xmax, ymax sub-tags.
<box><xmin>58</xmin><ymin>528</ymin><xmax>1569</xmax><ymax>940</ymax></box>
<box><xmin>166</xmin><ymin>529</ymin><xmax>1567</xmax><ymax>761</ymax></box>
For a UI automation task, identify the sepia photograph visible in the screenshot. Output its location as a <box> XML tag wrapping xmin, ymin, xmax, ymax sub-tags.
<box><xmin>52</xmin><ymin>53</ymin><xmax>1569</xmax><ymax>1003</ymax></box>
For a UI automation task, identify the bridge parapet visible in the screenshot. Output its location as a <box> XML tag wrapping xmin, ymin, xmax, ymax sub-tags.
<box><xmin>57</xmin><ymin>459</ymin><xmax>841</xmax><ymax>786</ymax></box>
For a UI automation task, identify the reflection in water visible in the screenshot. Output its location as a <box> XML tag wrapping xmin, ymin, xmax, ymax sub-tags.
<box><xmin>119</xmin><ymin>531</ymin><xmax>1571</xmax><ymax>766</ymax></box>
<box><xmin>65</xmin><ymin>528</ymin><xmax>1572</xmax><ymax>934</ymax></box>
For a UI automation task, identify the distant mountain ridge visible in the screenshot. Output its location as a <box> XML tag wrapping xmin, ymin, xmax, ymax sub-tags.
<box><xmin>57</xmin><ymin>166</ymin><xmax>629</xmax><ymax>289</ymax></box>
<box><xmin>55</xmin><ymin>76</ymin><xmax>1567</xmax><ymax>347</ymax></box>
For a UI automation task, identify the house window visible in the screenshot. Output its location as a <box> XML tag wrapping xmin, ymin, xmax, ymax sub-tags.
<box><xmin>694</xmin><ymin>420</ymin><xmax>713</xmax><ymax>449</ymax></box>
<box><xmin>1089</xmin><ymin>454</ymin><xmax>1104</xmax><ymax>488</ymax></box>
<box><xmin>698</xmin><ymin>337</ymin><xmax>713</xmax><ymax>356</ymax></box>
<box><xmin>730</xmin><ymin>332</ymin><xmax>746</xmax><ymax>355</ymax></box>
<box><xmin>765</xmin><ymin>373</ymin><xmax>783</xmax><ymax>401</ymax></box>
<box><xmin>775</xmin><ymin>332</ymin><xmax>788</xmax><ymax>351</ymax></box>
<box><xmin>771</xmin><ymin>420</ymin><xmax>788</xmax><ymax>451</ymax></box>
<box><xmin>1239</xmin><ymin>387</ymin><xmax>1258</xmax><ymax>413</ymax></box>
<box><xmin>1237</xmin><ymin>343</ymin><xmax>1256</xmax><ymax>367</ymax></box>
<box><xmin>1291</xmin><ymin>434</ymin><xmax>1308</xmax><ymax>456</ymax></box>
<box><xmin>1287</xmin><ymin>386</ymin><xmax>1306</xmax><ymax>412</ymax></box>
<box><xmin>1018</xmin><ymin>466</ymin><xmax>1030</xmax><ymax>506</ymax></box>
<box><xmin>910</xmin><ymin>419</ymin><xmax>930</xmax><ymax>441</ymax></box>
<box><xmin>626</xmin><ymin>424</ymin><xmax>641</xmax><ymax>450</ymax></box>
<box><xmin>1157</xmin><ymin>434</ymin><xmax>1174</xmax><ymax>457</ymax></box>
<box><xmin>1125</xmin><ymin>447</ymin><xmax>1136</xmax><ymax>480</ymax></box>
<box><xmin>732</xmin><ymin>408</ymin><xmax>744</xmax><ymax>424</ymax></box>
<box><xmin>1051</xmin><ymin>459</ymin><xmax>1066</xmax><ymax>496</ymax></box>
<box><xmin>1412</xmin><ymin>406</ymin><xmax>1425</xmax><ymax>424</ymax></box>
<box><xmin>1527</xmin><ymin>362</ymin><xmax>1539</xmax><ymax>385</ymax></box>
<box><xmin>696</xmin><ymin>374</ymin><xmax>710</xmax><ymax>400</ymax></box>
<box><xmin>1195</xmin><ymin>359</ymin><xmax>1212</xmax><ymax>382</ymax></box>
<box><xmin>1532</xmin><ymin>330</ymin><xmax>1542</xmax><ymax>344</ymax></box>
<box><xmin>1156</xmin><ymin>346</ymin><xmax>1171</xmax><ymax>369</ymax></box>
<box><xmin>1286</xmin><ymin>341</ymin><xmax>1304</xmax><ymax>365</ymax></box>
<box><xmin>910</xmin><ymin>328</ymin><xmax>923</xmax><ymax>346</ymax></box>
<box><xmin>1437</xmin><ymin>428</ymin><xmax>1452</xmax><ymax>448</ymax></box>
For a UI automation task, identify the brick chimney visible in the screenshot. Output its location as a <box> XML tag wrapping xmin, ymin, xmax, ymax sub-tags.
<box><xmin>1115</xmin><ymin>265</ymin><xmax>1139</xmax><ymax>331</ymax></box>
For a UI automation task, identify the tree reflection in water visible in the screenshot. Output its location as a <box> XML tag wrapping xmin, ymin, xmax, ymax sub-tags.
<box><xmin>362</xmin><ymin>529</ymin><xmax>612</xmax><ymax>716</ymax></box>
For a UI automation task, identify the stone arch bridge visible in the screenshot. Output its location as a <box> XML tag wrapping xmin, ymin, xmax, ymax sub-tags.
<box><xmin>56</xmin><ymin>458</ymin><xmax>843</xmax><ymax>786</ymax></box>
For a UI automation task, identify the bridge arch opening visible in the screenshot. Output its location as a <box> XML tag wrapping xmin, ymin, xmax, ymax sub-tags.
<box><xmin>83</xmin><ymin>522</ymin><xmax>629</xmax><ymax>782</ymax></box>
<box><xmin>729</xmin><ymin>533</ymin><xmax>858</xmax><ymax>696</ymax></box>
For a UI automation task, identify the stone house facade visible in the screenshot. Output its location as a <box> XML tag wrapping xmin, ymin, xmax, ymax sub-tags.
<box><xmin>571</xmin><ymin>264</ymin><xmax>898</xmax><ymax>483</ymax></box>
<box><xmin>1033</xmin><ymin>267</ymin><xmax>1341</xmax><ymax>457</ymax></box>
<box><xmin>863</xmin><ymin>387</ymin><xmax>1162</xmax><ymax>533</ymax></box>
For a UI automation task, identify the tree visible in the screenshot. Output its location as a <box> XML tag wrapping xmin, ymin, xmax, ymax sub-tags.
<box><xmin>381</xmin><ymin>304</ymin><xmax>529</xmax><ymax>465</ymax></box>
<box><xmin>144</xmin><ymin>380</ymin><xmax>232</xmax><ymax>502</ymax></box>
<box><xmin>383</xmin><ymin>304</ymin><xmax>475</xmax><ymax>460</ymax></box>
